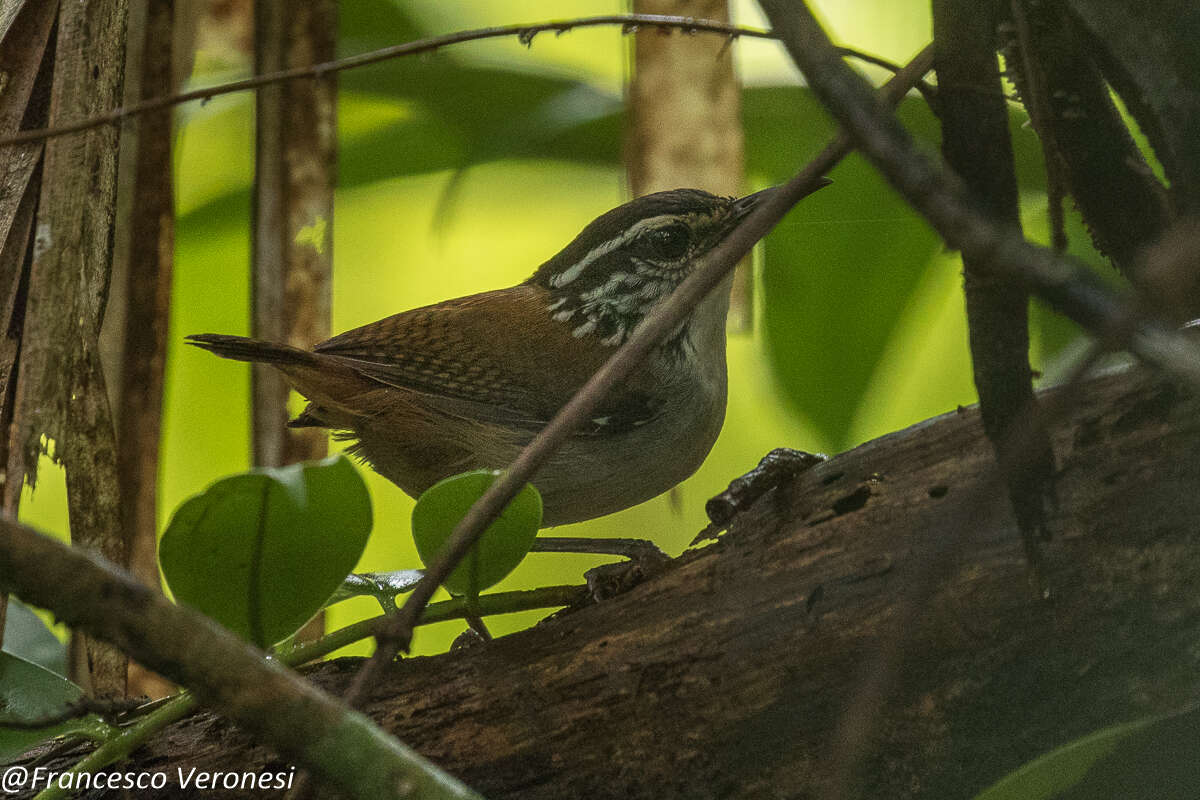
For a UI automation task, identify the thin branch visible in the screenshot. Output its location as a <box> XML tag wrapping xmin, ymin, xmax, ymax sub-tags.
<box><xmin>337</xmin><ymin>44</ymin><xmax>938</xmax><ymax>713</ymax></box>
<box><xmin>280</xmin><ymin>584</ymin><xmax>589</xmax><ymax>668</ymax></box>
<box><xmin>529</xmin><ymin>536</ymin><xmax>668</xmax><ymax>561</ymax></box>
<box><xmin>0</xmin><ymin>14</ymin><xmax>925</xmax><ymax>150</ymax></box>
<box><xmin>835</xmin><ymin>47</ymin><xmax>939</xmax><ymax>105</ymax></box>
<box><xmin>0</xmin><ymin>15</ymin><xmax>771</xmax><ymax>148</ymax></box>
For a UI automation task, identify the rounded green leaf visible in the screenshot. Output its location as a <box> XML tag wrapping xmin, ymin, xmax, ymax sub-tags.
<box><xmin>159</xmin><ymin>454</ymin><xmax>372</xmax><ymax>647</ymax></box>
<box><xmin>411</xmin><ymin>470</ymin><xmax>541</xmax><ymax>597</ymax></box>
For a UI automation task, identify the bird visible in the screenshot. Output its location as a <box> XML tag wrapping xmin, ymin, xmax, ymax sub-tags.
<box><xmin>188</xmin><ymin>184</ymin><xmax>828</xmax><ymax>526</ymax></box>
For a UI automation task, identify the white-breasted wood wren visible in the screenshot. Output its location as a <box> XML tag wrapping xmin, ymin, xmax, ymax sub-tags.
<box><xmin>189</xmin><ymin>185</ymin><xmax>827</xmax><ymax>525</ymax></box>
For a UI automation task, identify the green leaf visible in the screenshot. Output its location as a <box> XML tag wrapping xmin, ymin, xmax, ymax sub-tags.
<box><xmin>974</xmin><ymin>706</ymin><xmax>1200</xmax><ymax>800</ymax></box>
<box><xmin>759</xmin><ymin>159</ymin><xmax>940</xmax><ymax>447</ymax></box>
<box><xmin>1</xmin><ymin>599</ymin><xmax>67</xmax><ymax>677</ymax></box>
<box><xmin>0</xmin><ymin>652</ymin><xmax>103</xmax><ymax>763</ymax></box>
<box><xmin>748</xmin><ymin>91</ymin><xmax>940</xmax><ymax>448</ymax></box>
<box><xmin>411</xmin><ymin>470</ymin><xmax>541</xmax><ymax>597</ymax></box>
<box><xmin>159</xmin><ymin>455</ymin><xmax>373</xmax><ymax>648</ymax></box>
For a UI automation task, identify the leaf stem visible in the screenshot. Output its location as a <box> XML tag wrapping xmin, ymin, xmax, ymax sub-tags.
<box><xmin>281</xmin><ymin>584</ymin><xmax>588</xmax><ymax>666</ymax></box>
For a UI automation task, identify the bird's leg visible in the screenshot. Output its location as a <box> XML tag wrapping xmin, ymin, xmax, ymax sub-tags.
<box><xmin>530</xmin><ymin>536</ymin><xmax>668</xmax><ymax>562</ymax></box>
<box><xmin>465</xmin><ymin>613</ymin><xmax>492</xmax><ymax>640</ymax></box>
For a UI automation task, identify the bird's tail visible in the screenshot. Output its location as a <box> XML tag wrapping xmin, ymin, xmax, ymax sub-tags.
<box><xmin>186</xmin><ymin>334</ymin><xmax>318</xmax><ymax>367</ymax></box>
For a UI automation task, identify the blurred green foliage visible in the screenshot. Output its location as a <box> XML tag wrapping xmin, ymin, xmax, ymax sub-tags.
<box><xmin>16</xmin><ymin>0</ymin><xmax>1111</xmax><ymax>657</ymax></box>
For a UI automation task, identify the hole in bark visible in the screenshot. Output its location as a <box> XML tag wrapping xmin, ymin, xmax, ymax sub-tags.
<box><xmin>1113</xmin><ymin>384</ymin><xmax>1177</xmax><ymax>433</ymax></box>
<box><xmin>806</xmin><ymin>584</ymin><xmax>824</xmax><ymax>614</ymax></box>
<box><xmin>1074</xmin><ymin>417</ymin><xmax>1103</xmax><ymax>448</ymax></box>
<box><xmin>928</xmin><ymin>485</ymin><xmax>949</xmax><ymax>498</ymax></box>
<box><xmin>832</xmin><ymin>485</ymin><xmax>871</xmax><ymax>515</ymax></box>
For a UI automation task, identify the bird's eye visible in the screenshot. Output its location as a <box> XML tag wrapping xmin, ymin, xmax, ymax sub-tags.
<box><xmin>643</xmin><ymin>223</ymin><xmax>690</xmax><ymax>261</ymax></box>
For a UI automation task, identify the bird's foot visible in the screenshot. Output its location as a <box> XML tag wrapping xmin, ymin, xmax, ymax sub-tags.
<box><xmin>698</xmin><ymin>448</ymin><xmax>827</xmax><ymax>542</ymax></box>
<box><xmin>583</xmin><ymin>559</ymin><xmax>655</xmax><ymax>602</ymax></box>
<box><xmin>532</xmin><ymin>536</ymin><xmax>670</xmax><ymax>602</ymax></box>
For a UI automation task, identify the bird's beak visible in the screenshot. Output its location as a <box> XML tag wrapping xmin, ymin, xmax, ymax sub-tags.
<box><xmin>732</xmin><ymin>177</ymin><xmax>833</xmax><ymax>221</ymax></box>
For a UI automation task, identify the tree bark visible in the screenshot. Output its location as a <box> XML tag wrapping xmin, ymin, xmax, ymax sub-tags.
<box><xmin>108</xmin><ymin>0</ymin><xmax>178</xmax><ymax>700</ymax></box>
<box><xmin>23</xmin><ymin>366</ymin><xmax>1200</xmax><ymax>798</ymax></box>
<box><xmin>250</xmin><ymin>0</ymin><xmax>335</xmax><ymax>469</ymax></box>
<box><xmin>0</xmin><ymin>0</ymin><xmax>57</xmax><ymax>650</ymax></box>
<box><xmin>7</xmin><ymin>0</ymin><xmax>129</xmax><ymax>698</ymax></box>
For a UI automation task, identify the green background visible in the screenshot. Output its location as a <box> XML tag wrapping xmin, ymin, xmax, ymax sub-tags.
<box><xmin>17</xmin><ymin>0</ymin><xmax>1107</xmax><ymax>656</ymax></box>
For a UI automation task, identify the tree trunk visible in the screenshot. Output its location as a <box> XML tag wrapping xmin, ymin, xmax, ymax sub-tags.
<box><xmin>20</xmin><ymin>366</ymin><xmax>1200</xmax><ymax>799</ymax></box>
<box><xmin>10</xmin><ymin>0</ymin><xmax>129</xmax><ymax>698</ymax></box>
<box><xmin>628</xmin><ymin>0</ymin><xmax>748</xmax><ymax>329</ymax></box>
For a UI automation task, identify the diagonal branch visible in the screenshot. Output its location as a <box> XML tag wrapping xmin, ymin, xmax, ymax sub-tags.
<box><xmin>0</xmin><ymin>517</ymin><xmax>482</xmax><ymax>800</ymax></box>
<box><xmin>339</xmin><ymin>45</ymin><xmax>939</xmax><ymax>710</ymax></box>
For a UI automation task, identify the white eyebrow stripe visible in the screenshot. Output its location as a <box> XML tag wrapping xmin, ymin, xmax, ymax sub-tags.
<box><xmin>549</xmin><ymin>214</ymin><xmax>680</xmax><ymax>288</ymax></box>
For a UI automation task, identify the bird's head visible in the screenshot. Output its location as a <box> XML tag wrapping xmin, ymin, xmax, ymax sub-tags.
<box><xmin>526</xmin><ymin>185</ymin><xmax>825</xmax><ymax>347</ymax></box>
